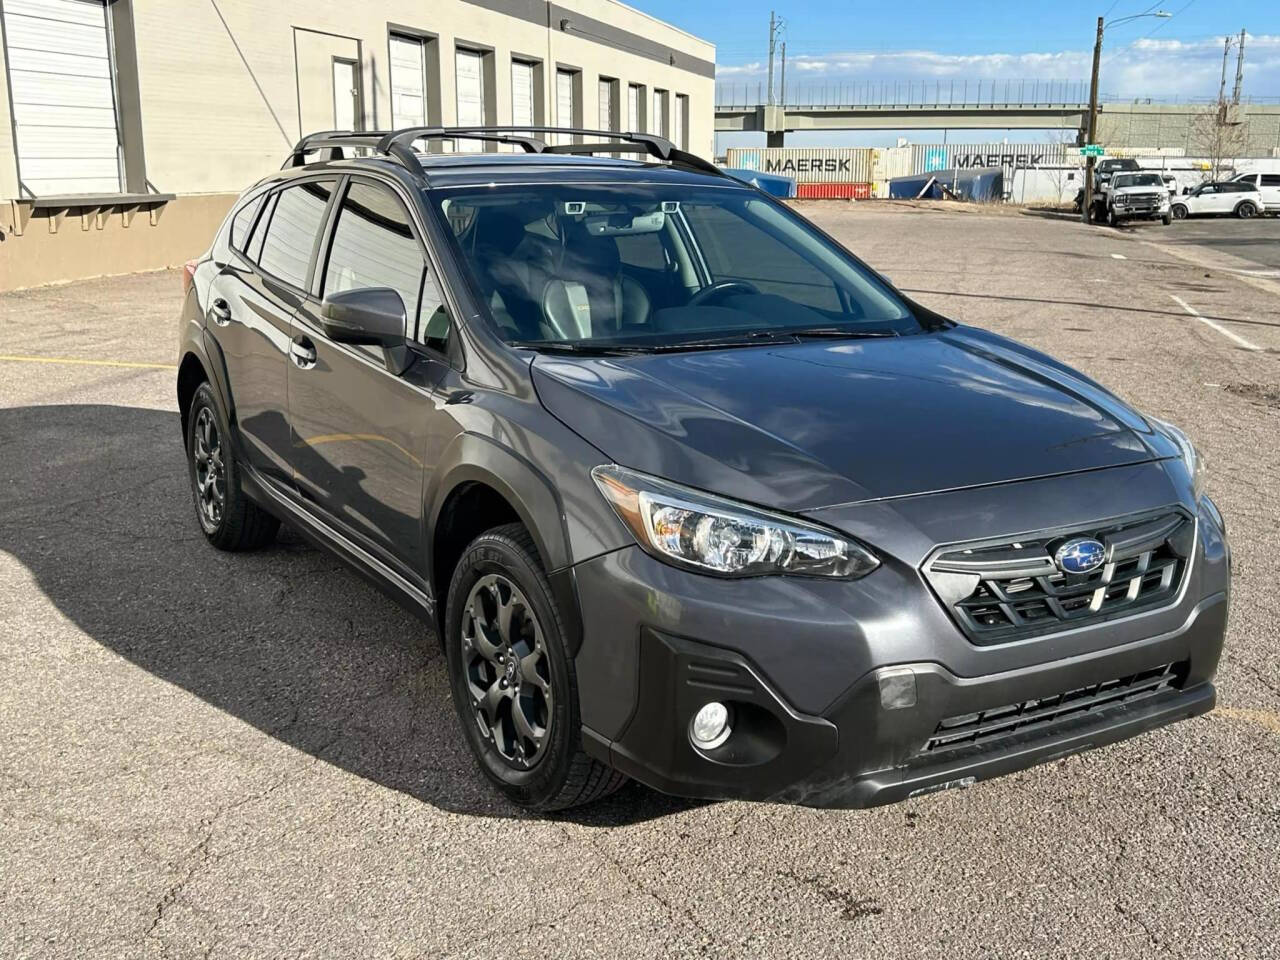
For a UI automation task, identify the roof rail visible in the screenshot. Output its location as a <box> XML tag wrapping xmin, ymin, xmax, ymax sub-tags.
<box><xmin>283</xmin><ymin>126</ymin><xmax>728</xmax><ymax>181</ymax></box>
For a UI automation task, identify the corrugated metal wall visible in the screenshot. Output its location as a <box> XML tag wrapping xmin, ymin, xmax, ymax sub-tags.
<box><xmin>909</xmin><ymin>142</ymin><xmax>1073</xmax><ymax>174</ymax></box>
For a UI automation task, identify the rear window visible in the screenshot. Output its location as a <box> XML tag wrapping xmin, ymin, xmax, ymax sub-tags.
<box><xmin>257</xmin><ymin>180</ymin><xmax>338</xmax><ymax>288</ymax></box>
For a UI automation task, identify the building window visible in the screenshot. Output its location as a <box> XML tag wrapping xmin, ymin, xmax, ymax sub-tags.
<box><xmin>2</xmin><ymin>0</ymin><xmax>123</xmax><ymax>195</ymax></box>
<box><xmin>598</xmin><ymin>77</ymin><xmax>618</xmax><ymax>132</ymax></box>
<box><xmin>674</xmin><ymin>94</ymin><xmax>689</xmax><ymax>150</ymax></box>
<box><xmin>389</xmin><ymin>34</ymin><xmax>428</xmax><ymax>128</ymax></box>
<box><xmin>455</xmin><ymin>47</ymin><xmax>495</xmax><ymax>150</ymax></box>
<box><xmin>652</xmin><ymin>89</ymin><xmax>668</xmax><ymax>137</ymax></box>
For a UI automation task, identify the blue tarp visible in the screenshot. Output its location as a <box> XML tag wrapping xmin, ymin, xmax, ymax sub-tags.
<box><xmin>719</xmin><ymin>167</ymin><xmax>797</xmax><ymax>198</ymax></box>
<box><xmin>888</xmin><ymin>168</ymin><xmax>1004</xmax><ymax>202</ymax></box>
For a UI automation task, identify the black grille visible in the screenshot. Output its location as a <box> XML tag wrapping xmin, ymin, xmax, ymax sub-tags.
<box><xmin>925</xmin><ymin>511</ymin><xmax>1193</xmax><ymax>645</ymax></box>
<box><xmin>921</xmin><ymin>661</ymin><xmax>1185</xmax><ymax>754</ymax></box>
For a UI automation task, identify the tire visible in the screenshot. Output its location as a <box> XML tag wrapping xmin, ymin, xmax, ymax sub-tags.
<box><xmin>1106</xmin><ymin>206</ymin><xmax>1118</xmax><ymax>227</ymax></box>
<box><xmin>185</xmin><ymin>381</ymin><xmax>279</xmax><ymax>551</ymax></box>
<box><xmin>1236</xmin><ymin>201</ymin><xmax>1257</xmax><ymax>219</ymax></box>
<box><xmin>444</xmin><ymin>523</ymin><xmax>627</xmax><ymax>811</ymax></box>
<box><xmin>1171</xmin><ymin>204</ymin><xmax>1188</xmax><ymax>221</ymax></box>
<box><xmin>1162</xmin><ymin>213</ymin><xmax>1172</xmax><ymax>226</ymax></box>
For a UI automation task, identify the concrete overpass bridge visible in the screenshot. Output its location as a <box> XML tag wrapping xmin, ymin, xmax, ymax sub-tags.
<box><xmin>714</xmin><ymin>80</ymin><xmax>1280</xmax><ymax>153</ymax></box>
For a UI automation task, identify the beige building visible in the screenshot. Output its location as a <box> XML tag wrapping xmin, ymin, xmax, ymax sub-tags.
<box><xmin>0</xmin><ymin>0</ymin><xmax>715</xmax><ymax>290</ymax></box>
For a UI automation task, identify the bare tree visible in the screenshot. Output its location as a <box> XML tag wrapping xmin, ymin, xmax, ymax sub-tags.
<box><xmin>1189</xmin><ymin>101</ymin><xmax>1248</xmax><ymax>181</ymax></box>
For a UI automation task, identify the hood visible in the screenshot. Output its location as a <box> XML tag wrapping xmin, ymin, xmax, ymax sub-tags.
<box><xmin>531</xmin><ymin>327</ymin><xmax>1167</xmax><ymax>512</ymax></box>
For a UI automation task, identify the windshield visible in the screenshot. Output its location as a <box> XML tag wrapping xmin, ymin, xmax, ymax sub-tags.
<box><xmin>432</xmin><ymin>184</ymin><xmax>920</xmax><ymax>350</ymax></box>
<box><xmin>1112</xmin><ymin>173</ymin><xmax>1163</xmax><ymax>189</ymax></box>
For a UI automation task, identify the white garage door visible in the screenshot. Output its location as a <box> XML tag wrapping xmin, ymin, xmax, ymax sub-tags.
<box><xmin>598</xmin><ymin>79</ymin><xmax>614</xmax><ymax>132</ymax></box>
<box><xmin>627</xmin><ymin>84</ymin><xmax>640</xmax><ymax>132</ymax></box>
<box><xmin>455</xmin><ymin>48</ymin><xmax>484</xmax><ymax>149</ymax></box>
<box><xmin>555</xmin><ymin>70</ymin><xmax>575</xmax><ymax>145</ymax></box>
<box><xmin>511</xmin><ymin>61</ymin><xmax>535</xmax><ymax>127</ymax></box>
<box><xmin>652</xmin><ymin>90</ymin><xmax>666</xmax><ymax>137</ymax></box>
<box><xmin>389</xmin><ymin>35</ymin><xmax>426</xmax><ymax>129</ymax></box>
<box><xmin>2</xmin><ymin>0</ymin><xmax>123</xmax><ymax>196</ymax></box>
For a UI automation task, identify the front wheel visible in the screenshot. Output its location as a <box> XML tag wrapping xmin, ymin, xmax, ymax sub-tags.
<box><xmin>444</xmin><ymin>523</ymin><xmax>627</xmax><ymax>811</ymax></box>
<box><xmin>1106</xmin><ymin>207</ymin><xmax>1118</xmax><ymax>227</ymax></box>
<box><xmin>1171</xmin><ymin>204</ymin><xmax>1188</xmax><ymax>221</ymax></box>
<box><xmin>1236</xmin><ymin>201</ymin><xmax>1257</xmax><ymax>219</ymax></box>
<box><xmin>1162</xmin><ymin>213</ymin><xmax>1172</xmax><ymax>226</ymax></box>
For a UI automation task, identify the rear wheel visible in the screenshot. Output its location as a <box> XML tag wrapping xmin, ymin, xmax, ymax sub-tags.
<box><xmin>186</xmin><ymin>382</ymin><xmax>279</xmax><ymax>551</ymax></box>
<box><xmin>1236</xmin><ymin>201</ymin><xmax>1257</xmax><ymax>219</ymax></box>
<box><xmin>444</xmin><ymin>523</ymin><xmax>626</xmax><ymax>810</ymax></box>
<box><xmin>1171</xmin><ymin>204</ymin><xmax>1188</xmax><ymax>221</ymax></box>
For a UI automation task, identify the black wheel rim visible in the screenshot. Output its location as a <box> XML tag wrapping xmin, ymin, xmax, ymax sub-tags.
<box><xmin>192</xmin><ymin>407</ymin><xmax>225</xmax><ymax>529</ymax></box>
<box><xmin>461</xmin><ymin>574</ymin><xmax>552</xmax><ymax>769</ymax></box>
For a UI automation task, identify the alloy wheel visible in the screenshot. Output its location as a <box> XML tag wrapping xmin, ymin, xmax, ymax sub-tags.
<box><xmin>192</xmin><ymin>407</ymin><xmax>225</xmax><ymax>529</ymax></box>
<box><xmin>461</xmin><ymin>573</ymin><xmax>553</xmax><ymax>768</ymax></box>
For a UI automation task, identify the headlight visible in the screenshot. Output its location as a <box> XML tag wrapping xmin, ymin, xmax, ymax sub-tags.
<box><xmin>591</xmin><ymin>464</ymin><xmax>879</xmax><ymax>579</ymax></box>
<box><xmin>1149</xmin><ymin>417</ymin><xmax>1205</xmax><ymax>500</ymax></box>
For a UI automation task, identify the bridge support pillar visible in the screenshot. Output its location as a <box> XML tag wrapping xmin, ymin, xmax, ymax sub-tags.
<box><xmin>766</xmin><ymin>130</ymin><xmax>785</xmax><ymax>148</ymax></box>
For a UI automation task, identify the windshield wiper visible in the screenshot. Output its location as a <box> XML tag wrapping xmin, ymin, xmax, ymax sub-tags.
<box><xmin>510</xmin><ymin>340</ymin><xmax>652</xmax><ymax>356</ymax></box>
<box><xmin>785</xmin><ymin>326</ymin><xmax>901</xmax><ymax>339</ymax></box>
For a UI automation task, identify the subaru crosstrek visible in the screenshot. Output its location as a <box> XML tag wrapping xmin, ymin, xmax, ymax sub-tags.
<box><xmin>177</xmin><ymin>126</ymin><xmax>1230</xmax><ymax>811</ymax></box>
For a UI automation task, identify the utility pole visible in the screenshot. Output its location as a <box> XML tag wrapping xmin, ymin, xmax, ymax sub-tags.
<box><xmin>1219</xmin><ymin>35</ymin><xmax>1232</xmax><ymax>105</ymax></box>
<box><xmin>1082</xmin><ymin>16</ymin><xmax>1103</xmax><ymax>224</ymax></box>
<box><xmin>1232</xmin><ymin>28</ymin><xmax>1245</xmax><ymax>104</ymax></box>
<box><xmin>780</xmin><ymin>41</ymin><xmax>787</xmax><ymax>107</ymax></box>
<box><xmin>767</xmin><ymin>10</ymin><xmax>777</xmax><ymax>105</ymax></box>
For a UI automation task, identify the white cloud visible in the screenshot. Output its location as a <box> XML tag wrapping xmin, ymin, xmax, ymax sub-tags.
<box><xmin>715</xmin><ymin>34</ymin><xmax>1280</xmax><ymax>101</ymax></box>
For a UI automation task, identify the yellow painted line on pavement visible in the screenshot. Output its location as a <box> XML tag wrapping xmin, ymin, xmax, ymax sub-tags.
<box><xmin>1216</xmin><ymin>707</ymin><xmax>1280</xmax><ymax>736</ymax></box>
<box><xmin>0</xmin><ymin>353</ymin><xmax>177</xmax><ymax>370</ymax></box>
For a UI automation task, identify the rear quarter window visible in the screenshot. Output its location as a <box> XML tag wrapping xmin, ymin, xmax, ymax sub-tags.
<box><xmin>229</xmin><ymin>194</ymin><xmax>264</xmax><ymax>252</ymax></box>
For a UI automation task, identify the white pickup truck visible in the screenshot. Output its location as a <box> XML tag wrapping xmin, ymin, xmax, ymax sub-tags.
<box><xmin>1104</xmin><ymin>172</ymin><xmax>1172</xmax><ymax>226</ymax></box>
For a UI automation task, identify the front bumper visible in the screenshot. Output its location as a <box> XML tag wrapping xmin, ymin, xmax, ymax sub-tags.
<box><xmin>572</xmin><ymin>482</ymin><xmax>1230</xmax><ymax>808</ymax></box>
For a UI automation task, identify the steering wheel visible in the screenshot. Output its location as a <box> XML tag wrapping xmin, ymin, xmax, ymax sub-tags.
<box><xmin>687</xmin><ymin>280</ymin><xmax>760</xmax><ymax>308</ymax></box>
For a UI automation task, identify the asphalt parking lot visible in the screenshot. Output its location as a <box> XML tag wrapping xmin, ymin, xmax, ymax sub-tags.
<box><xmin>3</xmin><ymin>205</ymin><xmax>1279</xmax><ymax>959</ymax></box>
<box><xmin>1154</xmin><ymin>215</ymin><xmax>1280</xmax><ymax>271</ymax></box>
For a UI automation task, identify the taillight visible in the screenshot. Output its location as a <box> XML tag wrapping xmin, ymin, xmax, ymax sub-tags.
<box><xmin>183</xmin><ymin>259</ymin><xmax>198</xmax><ymax>296</ymax></box>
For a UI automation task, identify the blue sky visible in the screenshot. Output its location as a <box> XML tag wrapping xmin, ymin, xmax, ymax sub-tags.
<box><xmin>635</xmin><ymin>1</ymin><xmax>1278</xmax><ymax>149</ymax></box>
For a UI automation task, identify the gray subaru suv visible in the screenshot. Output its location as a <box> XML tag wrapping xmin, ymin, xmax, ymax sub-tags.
<box><xmin>177</xmin><ymin>126</ymin><xmax>1230</xmax><ymax>811</ymax></box>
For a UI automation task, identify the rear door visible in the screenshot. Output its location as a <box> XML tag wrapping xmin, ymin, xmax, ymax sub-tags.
<box><xmin>288</xmin><ymin>176</ymin><xmax>453</xmax><ymax>578</ymax></box>
<box><xmin>1260</xmin><ymin>174</ymin><xmax>1280</xmax><ymax>208</ymax></box>
<box><xmin>206</xmin><ymin>178</ymin><xmax>338</xmax><ymax>484</ymax></box>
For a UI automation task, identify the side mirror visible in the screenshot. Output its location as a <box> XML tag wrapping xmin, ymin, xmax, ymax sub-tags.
<box><xmin>321</xmin><ymin>288</ymin><xmax>414</xmax><ymax>375</ymax></box>
<box><xmin>1182</xmin><ymin>187</ymin><xmax>1191</xmax><ymax>195</ymax></box>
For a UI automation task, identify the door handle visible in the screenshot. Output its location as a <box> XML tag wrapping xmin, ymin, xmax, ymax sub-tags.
<box><xmin>209</xmin><ymin>298</ymin><xmax>232</xmax><ymax>326</ymax></box>
<box><xmin>290</xmin><ymin>336</ymin><xmax>317</xmax><ymax>369</ymax></box>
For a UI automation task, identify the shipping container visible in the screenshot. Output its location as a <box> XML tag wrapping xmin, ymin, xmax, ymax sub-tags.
<box><xmin>796</xmin><ymin>182</ymin><xmax>871</xmax><ymax>199</ymax></box>
<box><xmin>909</xmin><ymin>142</ymin><xmax>1073</xmax><ymax>175</ymax></box>
<box><xmin>724</xmin><ymin>147</ymin><xmax>875</xmax><ymax>184</ymax></box>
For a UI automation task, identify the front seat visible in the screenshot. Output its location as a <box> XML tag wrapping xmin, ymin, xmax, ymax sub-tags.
<box><xmin>470</xmin><ymin>212</ymin><xmax>549</xmax><ymax>340</ymax></box>
<box><xmin>542</xmin><ymin>223</ymin><xmax>650</xmax><ymax>340</ymax></box>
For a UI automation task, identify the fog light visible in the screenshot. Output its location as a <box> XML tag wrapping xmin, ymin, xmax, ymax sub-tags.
<box><xmin>690</xmin><ymin>701</ymin><xmax>731</xmax><ymax>749</ymax></box>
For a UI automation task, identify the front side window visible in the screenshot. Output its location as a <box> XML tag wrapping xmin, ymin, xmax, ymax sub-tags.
<box><xmin>323</xmin><ymin>180</ymin><xmax>446</xmax><ymax>351</ymax></box>
<box><xmin>257</xmin><ymin>180</ymin><xmax>337</xmax><ymax>288</ymax></box>
<box><xmin>434</xmin><ymin>184</ymin><xmax>917</xmax><ymax>349</ymax></box>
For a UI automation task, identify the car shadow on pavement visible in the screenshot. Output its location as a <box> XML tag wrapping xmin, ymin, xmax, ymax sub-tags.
<box><xmin>0</xmin><ymin>403</ymin><xmax>707</xmax><ymax>827</ymax></box>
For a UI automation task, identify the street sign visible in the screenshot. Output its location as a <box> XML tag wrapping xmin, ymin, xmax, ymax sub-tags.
<box><xmin>1079</xmin><ymin>144</ymin><xmax>1104</xmax><ymax>157</ymax></box>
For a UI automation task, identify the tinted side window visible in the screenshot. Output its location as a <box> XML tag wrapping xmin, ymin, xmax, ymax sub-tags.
<box><xmin>230</xmin><ymin>194</ymin><xmax>263</xmax><ymax>252</ymax></box>
<box><xmin>1263</xmin><ymin>175</ymin><xmax>1280</xmax><ymax>187</ymax></box>
<box><xmin>258</xmin><ymin>180</ymin><xmax>337</xmax><ymax>288</ymax></box>
<box><xmin>245</xmin><ymin>193</ymin><xmax>276</xmax><ymax>264</ymax></box>
<box><xmin>322</xmin><ymin>180</ymin><xmax>447</xmax><ymax>352</ymax></box>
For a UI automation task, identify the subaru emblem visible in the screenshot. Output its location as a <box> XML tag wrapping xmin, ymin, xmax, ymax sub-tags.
<box><xmin>1054</xmin><ymin>537</ymin><xmax>1106</xmax><ymax>575</ymax></box>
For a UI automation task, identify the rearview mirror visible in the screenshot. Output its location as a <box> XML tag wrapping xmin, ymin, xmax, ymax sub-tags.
<box><xmin>320</xmin><ymin>287</ymin><xmax>414</xmax><ymax>374</ymax></box>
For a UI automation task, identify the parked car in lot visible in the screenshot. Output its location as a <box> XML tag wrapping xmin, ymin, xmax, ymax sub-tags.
<box><xmin>1171</xmin><ymin>181</ymin><xmax>1266</xmax><ymax>220</ymax></box>
<box><xmin>177</xmin><ymin>126</ymin><xmax>1230</xmax><ymax>811</ymax></box>
<box><xmin>1229</xmin><ymin>172</ymin><xmax>1280</xmax><ymax>213</ymax></box>
<box><xmin>1103</xmin><ymin>172</ymin><xmax>1172</xmax><ymax>226</ymax></box>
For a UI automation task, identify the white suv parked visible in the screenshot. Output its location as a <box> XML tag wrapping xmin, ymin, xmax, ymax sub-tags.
<box><xmin>1170</xmin><ymin>181</ymin><xmax>1265</xmax><ymax>220</ymax></box>
<box><xmin>1229</xmin><ymin>172</ymin><xmax>1280</xmax><ymax>214</ymax></box>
